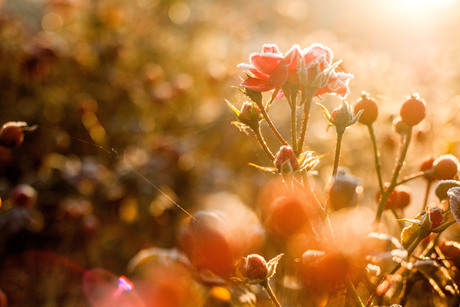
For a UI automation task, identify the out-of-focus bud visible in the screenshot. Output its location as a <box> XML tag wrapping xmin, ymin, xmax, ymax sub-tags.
<box><xmin>260</xmin><ymin>179</ymin><xmax>314</xmax><ymax>238</ymax></box>
<box><xmin>428</xmin><ymin>207</ymin><xmax>443</xmax><ymax>229</ymax></box>
<box><xmin>377</xmin><ymin>184</ymin><xmax>411</xmax><ymax>210</ymax></box>
<box><xmin>447</xmin><ymin>187</ymin><xmax>460</xmax><ymax>224</ymax></box>
<box><xmin>298</xmin><ymin>250</ymin><xmax>350</xmax><ymax>294</ymax></box>
<box><xmin>245</xmin><ymin>254</ymin><xmax>268</xmax><ymax>281</ymax></box>
<box><xmin>0</xmin><ymin>289</ymin><xmax>7</xmax><ymax>307</ymax></box>
<box><xmin>0</xmin><ymin>121</ymin><xmax>26</xmax><ymax>148</ymax></box>
<box><xmin>327</xmin><ymin>168</ymin><xmax>362</xmax><ymax>211</ymax></box>
<box><xmin>179</xmin><ymin>196</ymin><xmax>262</xmax><ymax>281</ymax></box>
<box><xmin>434</xmin><ymin>180</ymin><xmax>460</xmax><ymax>201</ymax></box>
<box><xmin>353</xmin><ymin>92</ymin><xmax>378</xmax><ymax>125</ymax></box>
<box><xmin>420</xmin><ymin>156</ymin><xmax>436</xmax><ymax>181</ymax></box>
<box><xmin>274</xmin><ymin>145</ymin><xmax>298</xmax><ymax>173</ymax></box>
<box><xmin>432</xmin><ymin>154</ymin><xmax>460</xmax><ymax>180</ymax></box>
<box><xmin>392</xmin><ymin>117</ymin><xmax>410</xmax><ymax>135</ymax></box>
<box><xmin>11</xmin><ymin>184</ymin><xmax>37</xmax><ymax>208</ymax></box>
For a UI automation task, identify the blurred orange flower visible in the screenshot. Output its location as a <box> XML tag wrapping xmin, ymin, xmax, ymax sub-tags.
<box><xmin>179</xmin><ymin>194</ymin><xmax>263</xmax><ymax>281</ymax></box>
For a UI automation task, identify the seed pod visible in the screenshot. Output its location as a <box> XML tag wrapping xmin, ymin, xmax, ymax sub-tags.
<box><xmin>433</xmin><ymin>154</ymin><xmax>460</xmax><ymax>180</ymax></box>
<box><xmin>354</xmin><ymin>92</ymin><xmax>378</xmax><ymax>125</ymax></box>
<box><xmin>399</xmin><ymin>93</ymin><xmax>426</xmax><ymax>126</ymax></box>
<box><xmin>420</xmin><ymin>156</ymin><xmax>436</xmax><ymax>181</ymax></box>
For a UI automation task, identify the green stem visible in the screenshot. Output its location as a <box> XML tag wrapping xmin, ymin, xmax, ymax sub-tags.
<box><xmin>332</xmin><ymin>130</ymin><xmax>344</xmax><ymax>177</ymax></box>
<box><xmin>301</xmin><ymin>173</ymin><xmax>363</xmax><ymax>307</ymax></box>
<box><xmin>375</xmin><ymin>128</ymin><xmax>413</xmax><ymax>224</ymax></box>
<box><xmin>256</xmin><ymin>90</ymin><xmax>288</xmax><ymax>146</ymax></box>
<box><xmin>289</xmin><ymin>97</ymin><xmax>298</xmax><ymax>153</ymax></box>
<box><xmin>253</xmin><ymin>125</ymin><xmax>275</xmax><ymax>161</ymax></box>
<box><xmin>261</xmin><ymin>280</ymin><xmax>282</xmax><ymax>307</ymax></box>
<box><xmin>297</xmin><ymin>89</ymin><xmax>315</xmax><ymax>152</ymax></box>
<box><xmin>366</xmin><ymin>234</ymin><xmax>422</xmax><ymax>307</ymax></box>
<box><xmin>422</xmin><ymin>180</ymin><xmax>432</xmax><ymax>212</ymax></box>
<box><xmin>345</xmin><ymin>275</ymin><xmax>365</xmax><ymax>307</ymax></box>
<box><xmin>395</xmin><ymin>171</ymin><xmax>425</xmax><ymax>186</ymax></box>
<box><xmin>391</xmin><ymin>208</ymin><xmax>405</xmax><ymax>230</ymax></box>
<box><xmin>368</xmin><ymin>124</ymin><xmax>384</xmax><ymax>194</ymax></box>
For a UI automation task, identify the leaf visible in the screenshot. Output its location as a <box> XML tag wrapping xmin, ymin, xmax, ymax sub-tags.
<box><xmin>316</xmin><ymin>102</ymin><xmax>333</xmax><ymax>124</ymax></box>
<box><xmin>267</xmin><ymin>253</ymin><xmax>284</xmax><ymax>279</ymax></box>
<box><xmin>401</xmin><ymin>223</ymin><xmax>420</xmax><ymax>249</ymax></box>
<box><xmin>298</xmin><ymin>152</ymin><xmax>326</xmax><ymax>171</ymax></box>
<box><xmin>248</xmin><ymin>163</ymin><xmax>277</xmax><ymax>173</ymax></box>
<box><xmin>231</xmin><ymin>121</ymin><xmax>251</xmax><ymax>133</ymax></box>
<box><xmin>225</xmin><ymin>99</ymin><xmax>240</xmax><ymax>117</ymax></box>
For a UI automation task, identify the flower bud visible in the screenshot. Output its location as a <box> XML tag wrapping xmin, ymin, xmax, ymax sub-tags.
<box><xmin>434</xmin><ymin>180</ymin><xmax>460</xmax><ymax>201</ymax></box>
<box><xmin>11</xmin><ymin>184</ymin><xmax>37</xmax><ymax>208</ymax></box>
<box><xmin>354</xmin><ymin>92</ymin><xmax>378</xmax><ymax>125</ymax></box>
<box><xmin>331</xmin><ymin>101</ymin><xmax>354</xmax><ymax>129</ymax></box>
<box><xmin>274</xmin><ymin>145</ymin><xmax>298</xmax><ymax>172</ymax></box>
<box><xmin>238</xmin><ymin>102</ymin><xmax>262</xmax><ymax>129</ymax></box>
<box><xmin>428</xmin><ymin>207</ymin><xmax>443</xmax><ymax>229</ymax></box>
<box><xmin>392</xmin><ymin>117</ymin><xmax>410</xmax><ymax>135</ymax></box>
<box><xmin>0</xmin><ymin>121</ymin><xmax>26</xmax><ymax>148</ymax></box>
<box><xmin>432</xmin><ymin>154</ymin><xmax>460</xmax><ymax>180</ymax></box>
<box><xmin>447</xmin><ymin>187</ymin><xmax>460</xmax><ymax>224</ymax></box>
<box><xmin>399</xmin><ymin>93</ymin><xmax>426</xmax><ymax>126</ymax></box>
<box><xmin>327</xmin><ymin>168</ymin><xmax>362</xmax><ymax>211</ymax></box>
<box><xmin>245</xmin><ymin>254</ymin><xmax>268</xmax><ymax>281</ymax></box>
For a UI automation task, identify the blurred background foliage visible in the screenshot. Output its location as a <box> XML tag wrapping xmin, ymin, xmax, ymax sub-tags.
<box><xmin>1</xmin><ymin>0</ymin><xmax>460</xmax><ymax>305</ymax></box>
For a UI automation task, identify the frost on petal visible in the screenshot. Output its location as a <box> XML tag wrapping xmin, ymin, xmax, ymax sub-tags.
<box><xmin>267</xmin><ymin>47</ymin><xmax>299</xmax><ymax>88</ymax></box>
<box><xmin>250</xmin><ymin>53</ymin><xmax>284</xmax><ymax>74</ymax></box>
<box><xmin>303</xmin><ymin>43</ymin><xmax>333</xmax><ymax>69</ymax></box>
<box><xmin>241</xmin><ymin>77</ymin><xmax>274</xmax><ymax>92</ymax></box>
<box><xmin>316</xmin><ymin>72</ymin><xmax>353</xmax><ymax>98</ymax></box>
<box><xmin>237</xmin><ymin>63</ymin><xmax>252</xmax><ymax>70</ymax></box>
<box><xmin>284</xmin><ymin>45</ymin><xmax>302</xmax><ymax>71</ymax></box>
<box><xmin>263</xmin><ymin>44</ymin><xmax>281</xmax><ymax>54</ymax></box>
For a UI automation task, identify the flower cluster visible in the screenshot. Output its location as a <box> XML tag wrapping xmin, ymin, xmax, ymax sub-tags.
<box><xmin>237</xmin><ymin>43</ymin><xmax>352</xmax><ymax>98</ymax></box>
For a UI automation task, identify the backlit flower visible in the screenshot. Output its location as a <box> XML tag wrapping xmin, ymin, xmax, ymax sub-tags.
<box><xmin>237</xmin><ymin>44</ymin><xmax>300</xmax><ymax>92</ymax></box>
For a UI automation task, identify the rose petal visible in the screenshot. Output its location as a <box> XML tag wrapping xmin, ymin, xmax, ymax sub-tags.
<box><xmin>241</xmin><ymin>77</ymin><xmax>275</xmax><ymax>92</ymax></box>
<box><xmin>316</xmin><ymin>72</ymin><xmax>353</xmax><ymax>98</ymax></box>
<box><xmin>250</xmin><ymin>53</ymin><xmax>284</xmax><ymax>75</ymax></box>
<box><xmin>263</xmin><ymin>44</ymin><xmax>281</xmax><ymax>54</ymax></box>
<box><xmin>303</xmin><ymin>43</ymin><xmax>333</xmax><ymax>69</ymax></box>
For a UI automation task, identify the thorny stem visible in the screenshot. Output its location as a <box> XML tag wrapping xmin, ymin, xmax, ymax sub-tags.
<box><xmin>332</xmin><ymin>130</ymin><xmax>344</xmax><ymax>177</ymax></box>
<box><xmin>422</xmin><ymin>180</ymin><xmax>433</xmax><ymax>212</ymax></box>
<box><xmin>300</xmin><ymin>173</ymin><xmax>364</xmax><ymax>307</ymax></box>
<box><xmin>375</xmin><ymin>128</ymin><xmax>413</xmax><ymax>224</ymax></box>
<box><xmin>261</xmin><ymin>280</ymin><xmax>282</xmax><ymax>307</ymax></box>
<box><xmin>288</xmin><ymin>94</ymin><xmax>298</xmax><ymax>153</ymax></box>
<box><xmin>395</xmin><ymin>171</ymin><xmax>426</xmax><ymax>186</ymax></box>
<box><xmin>297</xmin><ymin>89</ymin><xmax>315</xmax><ymax>152</ymax></box>
<box><xmin>257</xmin><ymin>89</ymin><xmax>288</xmax><ymax>146</ymax></box>
<box><xmin>367</xmin><ymin>124</ymin><xmax>384</xmax><ymax>194</ymax></box>
<box><xmin>253</xmin><ymin>125</ymin><xmax>275</xmax><ymax>161</ymax></box>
